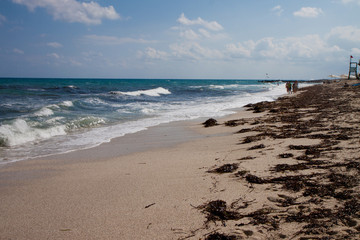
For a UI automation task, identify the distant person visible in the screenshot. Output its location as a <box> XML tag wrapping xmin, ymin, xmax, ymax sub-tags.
<box><xmin>286</xmin><ymin>82</ymin><xmax>291</xmax><ymax>94</ymax></box>
<box><xmin>293</xmin><ymin>81</ymin><xmax>298</xmax><ymax>93</ymax></box>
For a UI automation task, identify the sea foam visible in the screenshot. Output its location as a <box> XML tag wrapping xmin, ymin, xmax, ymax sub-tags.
<box><xmin>0</xmin><ymin>119</ymin><xmax>66</xmax><ymax>147</ymax></box>
<box><xmin>34</xmin><ymin>107</ymin><xmax>54</xmax><ymax>117</ymax></box>
<box><xmin>110</xmin><ymin>87</ymin><xmax>171</xmax><ymax>97</ymax></box>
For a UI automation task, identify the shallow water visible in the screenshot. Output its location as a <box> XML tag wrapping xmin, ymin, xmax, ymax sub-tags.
<box><xmin>0</xmin><ymin>78</ymin><xmax>302</xmax><ymax>163</ymax></box>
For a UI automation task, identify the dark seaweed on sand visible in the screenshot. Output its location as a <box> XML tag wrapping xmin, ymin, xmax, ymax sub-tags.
<box><xmin>198</xmin><ymin>200</ymin><xmax>241</xmax><ymax>223</ymax></box>
<box><xmin>203</xmin><ymin>118</ymin><xmax>218</xmax><ymax>127</ymax></box>
<box><xmin>196</xmin><ymin>83</ymin><xmax>360</xmax><ymax>239</ymax></box>
<box><xmin>208</xmin><ymin>163</ymin><xmax>239</xmax><ymax>174</ymax></box>
<box><xmin>247</xmin><ymin>144</ymin><xmax>265</xmax><ymax>150</ymax></box>
<box><xmin>205</xmin><ymin>232</ymin><xmax>239</xmax><ymax>240</ymax></box>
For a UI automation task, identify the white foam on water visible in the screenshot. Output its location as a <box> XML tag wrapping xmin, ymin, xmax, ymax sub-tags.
<box><xmin>110</xmin><ymin>87</ymin><xmax>171</xmax><ymax>97</ymax></box>
<box><xmin>53</xmin><ymin>83</ymin><xmax>288</xmax><ymax>155</ymax></box>
<box><xmin>141</xmin><ymin>108</ymin><xmax>156</xmax><ymax>114</ymax></box>
<box><xmin>209</xmin><ymin>85</ymin><xmax>225</xmax><ymax>89</ymax></box>
<box><xmin>46</xmin><ymin>117</ymin><xmax>65</xmax><ymax>124</ymax></box>
<box><xmin>59</xmin><ymin>101</ymin><xmax>73</xmax><ymax>107</ymax></box>
<box><xmin>0</xmin><ymin>119</ymin><xmax>66</xmax><ymax>147</ymax></box>
<box><xmin>0</xmin><ymin>82</ymin><xmax>291</xmax><ymax>163</ymax></box>
<box><xmin>66</xmin><ymin>116</ymin><xmax>106</xmax><ymax>130</ymax></box>
<box><xmin>34</xmin><ymin>107</ymin><xmax>54</xmax><ymax>117</ymax></box>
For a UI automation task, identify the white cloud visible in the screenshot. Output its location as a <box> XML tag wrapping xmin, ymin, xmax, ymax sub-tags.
<box><xmin>226</xmin><ymin>35</ymin><xmax>341</xmax><ymax>61</ymax></box>
<box><xmin>180</xmin><ymin>29</ymin><xmax>201</xmax><ymax>40</ymax></box>
<box><xmin>226</xmin><ymin>42</ymin><xmax>252</xmax><ymax>58</ymax></box>
<box><xmin>47</xmin><ymin>42</ymin><xmax>63</xmax><ymax>48</ymax></box>
<box><xmin>177</xmin><ymin>13</ymin><xmax>223</xmax><ymax>31</ymax></box>
<box><xmin>198</xmin><ymin>28</ymin><xmax>211</xmax><ymax>38</ymax></box>
<box><xmin>84</xmin><ymin>35</ymin><xmax>155</xmax><ymax>45</ymax></box>
<box><xmin>69</xmin><ymin>59</ymin><xmax>82</xmax><ymax>66</ymax></box>
<box><xmin>0</xmin><ymin>14</ymin><xmax>6</xmax><ymax>25</ymax></box>
<box><xmin>293</xmin><ymin>7</ymin><xmax>323</xmax><ymax>18</ymax></box>
<box><xmin>174</xmin><ymin>14</ymin><xmax>228</xmax><ymax>42</ymax></box>
<box><xmin>140</xmin><ymin>12</ymin><xmax>343</xmax><ymax>67</ymax></box>
<box><xmin>170</xmin><ymin>42</ymin><xmax>223</xmax><ymax>60</ymax></box>
<box><xmin>13</xmin><ymin>48</ymin><xmax>24</xmax><ymax>54</ymax></box>
<box><xmin>12</xmin><ymin>0</ymin><xmax>120</xmax><ymax>25</ymax></box>
<box><xmin>351</xmin><ymin>48</ymin><xmax>360</xmax><ymax>55</ymax></box>
<box><xmin>271</xmin><ymin>5</ymin><xmax>284</xmax><ymax>16</ymax></box>
<box><xmin>143</xmin><ymin>47</ymin><xmax>168</xmax><ymax>60</ymax></box>
<box><xmin>47</xmin><ymin>53</ymin><xmax>60</xmax><ymax>59</ymax></box>
<box><xmin>327</xmin><ymin>25</ymin><xmax>360</xmax><ymax>42</ymax></box>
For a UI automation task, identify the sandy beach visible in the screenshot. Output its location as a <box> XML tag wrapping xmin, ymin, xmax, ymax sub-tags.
<box><xmin>1</xmin><ymin>79</ymin><xmax>360</xmax><ymax>240</ymax></box>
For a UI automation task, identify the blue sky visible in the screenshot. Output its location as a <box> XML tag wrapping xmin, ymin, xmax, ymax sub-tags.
<box><xmin>0</xmin><ymin>0</ymin><xmax>359</xmax><ymax>79</ymax></box>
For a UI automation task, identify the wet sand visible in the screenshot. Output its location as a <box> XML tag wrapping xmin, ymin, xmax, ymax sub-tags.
<box><xmin>0</xmin><ymin>79</ymin><xmax>359</xmax><ymax>240</ymax></box>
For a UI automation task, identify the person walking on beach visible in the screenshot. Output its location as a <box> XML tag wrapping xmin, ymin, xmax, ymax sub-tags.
<box><xmin>286</xmin><ymin>82</ymin><xmax>292</xmax><ymax>94</ymax></box>
<box><xmin>293</xmin><ymin>81</ymin><xmax>298</xmax><ymax>93</ymax></box>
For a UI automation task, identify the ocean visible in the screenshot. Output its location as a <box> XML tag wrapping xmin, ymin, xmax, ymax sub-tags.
<box><xmin>0</xmin><ymin>78</ymin><xmax>308</xmax><ymax>163</ymax></box>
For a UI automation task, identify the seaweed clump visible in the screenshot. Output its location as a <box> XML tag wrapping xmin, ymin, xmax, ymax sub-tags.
<box><xmin>205</xmin><ymin>232</ymin><xmax>239</xmax><ymax>240</ymax></box>
<box><xmin>209</xmin><ymin>163</ymin><xmax>239</xmax><ymax>174</ymax></box>
<box><xmin>203</xmin><ymin>118</ymin><xmax>218</xmax><ymax>128</ymax></box>
<box><xmin>247</xmin><ymin>144</ymin><xmax>265</xmax><ymax>150</ymax></box>
<box><xmin>196</xmin><ymin>83</ymin><xmax>360</xmax><ymax>239</ymax></box>
<box><xmin>199</xmin><ymin>200</ymin><xmax>241</xmax><ymax>223</ymax></box>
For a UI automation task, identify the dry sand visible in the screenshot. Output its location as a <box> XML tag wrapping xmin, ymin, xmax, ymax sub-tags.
<box><xmin>0</xmin><ymin>80</ymin><xmax>360</xmax><ymax>240</ymax></box>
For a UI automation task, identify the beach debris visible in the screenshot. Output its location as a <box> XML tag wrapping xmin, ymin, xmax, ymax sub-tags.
<box><xmin>278</xmin><ymin>153</ymin><xmax>294</xmax><ymax>158</ymax></box>
<box><xmin>267</xmin><ymin>194</ymin><xmax>298</xmax><ymax>207</ymax></box>
<box><xmin>208</xmin><ymin>163</ymin><xmax>239</xmax><ymax>174</ymax></box>
<box><xmin>234</xmin><ymin>170</ymin><xmax>248</xmax><ymax>177</ymax></box>
<box><xmin>247</xmin><ymin>208</ymin><xmax>280</xmax><ymax>230</ymax></box>
<box><xmin>196</xmin><ymin>82</ymin><xmax>360</xmax><ymax>239</ymax></box>
<box><xmin>198</xmin><ymin>200</ymin><xmax>241</xmax><ymax>223</ymax></box>
<box><xmin>238</xmin><ymin>156</ymin><xmax>255</xmax><ymax>160</ymax></box>
<box><xmin>224</xmin><ymin>119</ymin><xmax>246</xmax><ymax>127</ymax></box>
<box><xmin>144</xmin><ymin>203</ymin><xmax>156</xmax><ymax>209</ymax></box>
<box><xmin>242</xmin><ymin>230</ymin><xmax>253</xmax><ymax>236</ymax></box>
<box><xmin>205</xmin><ymin>232</ymin><xmax>239</xmax><ymax>240</ymax></box>
<box><xmin>273</xmin><ymin>163</ymin><xmax>308</xmax><ymax>172</ymax></box>
<box><xmin>245</xmin><ymin>174</ymin><xmax>266</xmax><ymax>184</ymax></box>
<box><xmin>203</xmin><ymin>118</ymin><xmax>218</xmax><ymax>127</ymax></box>
<box><xmin>244</xmin><ymin>101</ymin><xmax>272</xmax><ymax>113</ymax></box>
<box><xmin>241</xmin><ymin>135</ymin><xmax>263</xmax><ymax>144</ymax></box>
<box><xmin>236</xmin><ymin>128</ymin><xmax>252</xmax><ymax>134</ymax></box>
<box><xmin>247</xmin><ymin>144</ymin><xmax>265</xmax><ymax>150</ymax></box>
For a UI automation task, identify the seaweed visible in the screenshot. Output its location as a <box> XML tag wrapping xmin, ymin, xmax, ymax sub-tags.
<box><xmin>247</xmin><ymin>144</ymin><xmax>265</xmax><ymax>150</ymax></box>
<box><xmin>197</xmin><ymin>83</ymin><xmax>360</xmax><ymax>240</ymax></box>
<box><xmin>234</xmin><ymin>170</ymin><xmax>248</xmax><ymax>177</ymax></box>
<box><xmin>209</xmin><ymin>163</ymin><xmax>239</xmax><ymax>174</ymax></box>
<box><xmin>238</xmin><ymin>156</ymin><xmax>255</xmax><ymax>160</ymax></box>
<box><xmin>225</xmin><ymin>119</ymin><xmax>246</xmax><ymax>127</ymax></box>
<box><xmin>236</xmin><ymin>128</ymin><xmax>253</xmax><ymax>134</ymax></box>
<box><xmin>278</xmin><ymin>153</ymin><xmax>294</xmax><ymax>158</ymax></box>
<box><xmin>273</xmin><ymin>163</ymin><xmax>308</xmax><ymax>172</ymax></box>
<box><xmin>203</xmin><ymin>118</ymin><xmax>218</xmax><ymax>128</ymax></box>
<box><xmin>247</xmin><ymin>208</ymin><xmax>279</xmax><ymax>230</ymax></box>
<box><xmin>272</xmin><ymin>161</ymin><xmax>327</xmax><ymax>172</ymax></box>
<box><xmin>199</xmin><ymin>200</ymin><xmax>241</xmax><ymax>223</ymax></box>
<box><xmin>245</xmin><ymin>174</ymin><xmax>266</xmax><ymax>184</ymax></box>
<box><xmin>205</xmin><ymin>232</ymin><xmax>239</xmax><ymax>240</ymax></box>
<box><xmin>267</xmin><ymin>194</ymin><xmax>298</xmax><ymax>207</ymax></box>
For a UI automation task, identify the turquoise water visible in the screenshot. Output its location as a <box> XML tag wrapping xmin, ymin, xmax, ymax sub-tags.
<box><xmin>0</xmin><ymin>78</ymin><xmax>290</xmax><ymax>163</ymax></box>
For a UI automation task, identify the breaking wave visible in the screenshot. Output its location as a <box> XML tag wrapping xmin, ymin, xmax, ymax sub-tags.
<box><xmin>0</xmin><ymin>119</ymin><xmax>66</xmax><ymax>147</ymax></box>
<box><xmin>110</xmin><ymin>87</ymin><xmax>171</xmax><ymax>97</ymax></box>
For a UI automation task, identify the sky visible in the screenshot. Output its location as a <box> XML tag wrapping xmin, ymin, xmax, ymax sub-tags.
<box><xmin>0</xmin><ymin>0</ymin><xmax>359</xmax><ymax>79</ymax></box>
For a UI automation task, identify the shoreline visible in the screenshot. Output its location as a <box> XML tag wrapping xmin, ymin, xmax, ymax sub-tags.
<box><xmin>1</xmin><ymin>79</ymin><xmax>359</xmax><ymax>239</ymax></box>
<box><xmin>0</xmin><ymin>79</ymin><xmax>287</xmax><ymax>165</ymax></box>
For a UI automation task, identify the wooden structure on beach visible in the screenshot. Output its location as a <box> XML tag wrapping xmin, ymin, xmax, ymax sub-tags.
<box><xmin>348</xmin><ymin>56</ymin><xmax>359</xmax><ymax>79</ymax></box>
